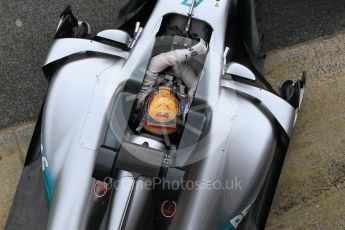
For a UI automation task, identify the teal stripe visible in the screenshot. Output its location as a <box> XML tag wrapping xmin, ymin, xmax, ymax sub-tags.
<box><xmin>41</xmin><ymin>132</ymin><xmax>53</xmax><ymax>206</ymax></box>
<box><xmin>181</xmin><ymin>0</ymin><xmax>204</xmax><ymax>7</ymax></box>
<box><xmin>43</xmin><ymin>169</ymin><xmax>53</xmax><ymax>205</ymax></box>
<box><xmin>223</xmin><ymin>225</ymin><xmax>235</xmax><ymax>230</ymax></box>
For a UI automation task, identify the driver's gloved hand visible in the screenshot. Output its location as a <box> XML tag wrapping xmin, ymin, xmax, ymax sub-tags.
<box><xmin>189</xmin><ymin>38</ymin><xmax>208</xmax><ymax>56</ymax></box>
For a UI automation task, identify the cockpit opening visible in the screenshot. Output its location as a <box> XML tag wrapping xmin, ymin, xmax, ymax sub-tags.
<box><xmin>128</xmin><ymin>13</ymin><xmax>213</xmax><ymax>147</ymax></box>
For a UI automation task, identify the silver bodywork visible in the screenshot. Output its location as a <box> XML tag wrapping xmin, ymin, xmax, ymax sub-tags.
<box><xmin>41</xmin><ymin>1</ymin><xmax>300</xmax><ymax>229</ymax></box>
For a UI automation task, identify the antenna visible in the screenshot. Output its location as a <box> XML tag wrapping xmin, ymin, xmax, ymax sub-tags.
<box><xmin>184</xmin><ymin>0</ymin><xmax>196</xmax><ymax>34</ymax></box>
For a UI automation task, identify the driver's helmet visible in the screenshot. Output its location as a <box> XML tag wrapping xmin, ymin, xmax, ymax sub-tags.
<box><xmin>143</xmin><ymin>86</ymin><xmax>180</xmax><ymax>135</ymax></box>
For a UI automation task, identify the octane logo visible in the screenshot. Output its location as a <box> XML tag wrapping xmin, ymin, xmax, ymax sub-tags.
<box><xmin>93</xmin><ymin>177</ymin><xmax>113</xmax><ymax>198</ymax></box>
<box><xmin>161</xmin><ymin>200</ymin><xmax>177</xmax><ymax>218</ymax></box>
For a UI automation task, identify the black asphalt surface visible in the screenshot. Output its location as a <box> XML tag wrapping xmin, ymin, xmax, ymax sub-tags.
<box><xmin>0</xmin><ymin>0</ymin><xmax>122</xmax><ymax>129</ymax></box>
<box><xmin>257</xmin><ymin>0</ymin><xmax>345</xmax><ymax>50</ymax></box>
<box><xmin>0</xmin><ymin>0</ymin><xmax>344</xmax><ymax>129</ymax></box>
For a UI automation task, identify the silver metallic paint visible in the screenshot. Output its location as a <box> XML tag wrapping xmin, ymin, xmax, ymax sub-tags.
<box><xmin>42</xmin><ymin>0</ymin><xmax>297</xmax><ymax>229</ymax></box>
<box><xmin>226</xmin><ymin>62</ymin><xmax>257</xmax><ymax>81</ymax></box>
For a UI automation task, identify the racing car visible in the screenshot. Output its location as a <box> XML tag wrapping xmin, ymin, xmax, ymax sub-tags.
<box><xmin>6</xmin><ymin>0</ymin><xmax>306</xmax><ymax>229</ymax></box>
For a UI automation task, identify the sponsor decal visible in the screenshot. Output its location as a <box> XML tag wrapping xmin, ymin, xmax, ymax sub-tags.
<box><xmin>40</xmin><ymin>135</ymin><xmax>54</xmax><ymax>205</ymax></box>
<box><xmin>229</xmin><ymin>204</ymin><xmax>251</xmax><ymax>228</ymax></box>
<box><xmin>222</xmin><ymin>203</ymin><xmax>253</xmax><ymax>229</ymax></box>
<box><xmin>181</xmin><ymin>0</ymin><xmax>204</xmax><ymax>7</ymax></box>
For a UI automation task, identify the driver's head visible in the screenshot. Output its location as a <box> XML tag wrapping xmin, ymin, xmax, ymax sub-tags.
<box><xmin>147</xmin><ymin>86</ymin><xmax>178</xmax><ymax>123</ymax></box>
<box><xmin>143</xmin><ymin>86</ymin><xmax>179</xmax><ymax>135</ymax></box>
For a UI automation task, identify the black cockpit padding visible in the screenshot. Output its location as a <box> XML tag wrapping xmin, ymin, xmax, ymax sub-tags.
<box><xmin>174</xmin><ymin>100</ymin><xmax>212</xmax><ymax>167</ymax></box>
<box><xmin>156</xmin><ymin>13</ymin><xmax>213</xmax><ymax>43</ymax></box>
<box><xmin>94</xmin><ymin>80</ymin><xmax>142</xmax><ymax>180</ymax></box>
<box><xmin>92</xmin><ymin>146</ymin><xmax>117</xmax><ymax>181</ymax></box>
<box><xmin>103</xmin><ymin>92</ymin><xmax>134</xmax><ymax>150</ymax></box>
<box><xmin>115</xmin><ymin>141</ymin><xmax>165</xmax><ymax>178</ymax></box>
<box><xmin>103</xmin><ymin>82</ymin><xmax>139</xmax><ymax>151</ymax></box>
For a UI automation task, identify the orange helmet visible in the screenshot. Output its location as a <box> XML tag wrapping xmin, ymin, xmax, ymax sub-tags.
<box><xmin>143</xmin><ymin>86</ymin><xmax>179</xmax><ymax>135</ymax></box>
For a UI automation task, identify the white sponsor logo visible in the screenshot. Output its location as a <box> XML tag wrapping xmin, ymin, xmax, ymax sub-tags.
<box><xmin>41</xmin><ymin>144</ymin><xmax>49</xmax><ymax>171</ymax></box>
<box><xmin>229</xmin><ymin>204</ymin><xmax>251</xmax><ymax>229</ymax></box>
<box><xmin>42</xmin><ymin>156</ymin><xmax>49</xmax><ymax>171</ymax></box>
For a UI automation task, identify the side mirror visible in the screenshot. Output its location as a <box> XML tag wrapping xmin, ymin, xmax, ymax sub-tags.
<box><xmin>225</xmin><ymin>62</ymin><xmax>256</xmax><ymax>81</ymax></box>
<box><xmin>97</xmin><ymin>29</ymin><xmax>132</xmax><ymax>47</ymax></box>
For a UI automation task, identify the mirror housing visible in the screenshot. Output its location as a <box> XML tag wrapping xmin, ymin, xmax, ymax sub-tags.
<box><xmin>225</xmin><ymin>62</ymin><xmax>256</xmax><ymax>81</ymax></box>
<box><xmin>97</xmin><ymin>29</ymin><xmax>132</xmax><ymax>48</ymax></box>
